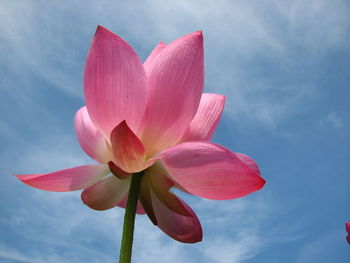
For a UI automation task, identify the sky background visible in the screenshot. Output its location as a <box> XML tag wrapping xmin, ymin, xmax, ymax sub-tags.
<box><xmin>0</xmin><ymin>0</ymin><xmax>349</xmax><ymax>262</ymax></box>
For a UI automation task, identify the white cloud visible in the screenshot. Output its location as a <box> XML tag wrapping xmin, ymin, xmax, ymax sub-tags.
<box><xmin>278</xmin><ymin>0</ymin><xmax>350</xmax><ymax>52</ymax></box>
<box><xmin>1</xmin><ymin>1</ymin><xmax>348</xmax><ymax>262</ymax></box>
<box><xmin>203</xmin><ymin>235</ymin><xmax>262</xmax><ymax>263</ymax></box>
<box><xmin>295</xmin><ymin>233</ymin><xmax>346</xmax><ymax>263</ymax></box>
<box><xmin>0</xmin><ymin>244</ymin><xmax>37</xmax><ymax>263</ymax></box>
<box><xmin>223</xmin><ymin>82</ymin><xmax>318</xmax><ymax>128</ymax></box>
<box><xmin>1</xmin><ymin>125</ymin><xmax>271</xmax><ymax>263</ymax></box>
<box><xmin>0</xmin><ymin>192</ymin><xmax>270</xmax><ymax>263</ymax></box>
<box><xmin>2</xmin><ymin>137</ymin><xmax>272</xmax><ymax>263</ymax></box>
<box><xmin>1</xmin><ymin>0</ymin><xmax>348</xmax><ymax>128</ymax></box>
<box><xmin>319</xmin><ymin>112</ymin><xmax>344</xmax><ymax>129</ymax></box>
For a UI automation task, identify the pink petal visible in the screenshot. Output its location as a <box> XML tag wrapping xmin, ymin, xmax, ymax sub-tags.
<box><xmin>160</xmin><ymin>142</ymin><xmax>265</xmax><ymax>200</ymax></box>
<box><xmin>139</xmin><ymin>176</ymin><xmax>158</xmax><ymax>224</ymax></box>
<box><xmin>117</xmin><ymin>194</ymin><xmax>146</xmax><ymax>214</ymax></box>
<box><xmin>152</xmin><ymin>186</ymin><xmax>192</xmax><ymax>217</ymax></box>
<box><xmin>140</xmin><ymin>166</ymin><xmax>191</xmax><ymax>226</ymax></box>
<box><xmin>74</xmin><ymin>107</ymin><xmax>112</xmax><ymax>163</ymax></box>
<box><xmin>15</xmin><ymin>165</ymin><xmax>109</xmax><ymax>192</ymax></box>
<box><xmin>108</xmin><ymin>161</ymin><xmax>130</xmax><ymax>179</ymax></box>
<box><xmin>140</xmin><ymin>31</ymin><xmax>204</xmax><ymax>155</ymax></box>
<box><xmin>84</xmin><ymin>26</ymin><xmax>147</xmax><ymax>139</ymax></box>
<box><xmin>145</xmin><ymin>165</ymin><xmax>191</xmax><ymax>216</ymax></box>
<box><xmin>110</xmin><ymin>121</ymin><xmax>148</xmax><ymax>173</ymax></box>
<box><xmin>236</xmin><ymin>153</ymin><xmax>261</xmax><ymax>175</ymax></box>
<box><xmin>346</xmin><ymin>222</ymin><xmax>350</xmax><ymax>245</ymax></box>
<box><xmin>143</xmin><ymin>42</ymin><xmax>166</xmax><ymax>76</ymax></box>
<box><xmin>150</xmin><ymin>188</ymin><xmax>202</xmax><ymax>243</ymax></box>
<box><xmin>178</xmin><ymin>93</ymin><xmax>226</xmax><ymax>143</ymax></box>
<box><xmin>81</xmin><ymin>175</ymin><xmax>130</xmax><ymax>211</ymax></box>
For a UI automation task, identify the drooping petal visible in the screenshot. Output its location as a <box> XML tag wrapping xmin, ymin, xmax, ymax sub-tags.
<box><xmin>110</xmin><ymin>121</ymin><xmax>150</xmax><ymax>173</ymax></box>
<box><xmin>143</xmin><ymin>42</ymin><xmax>166</xmax><ymax>76</ymax></box>
<box><xmin>81</xmin><ymin>175</ymin><xmax>130</xmax><ymax>211</ymax></box>
<box><xmin>144</xmin><ymin>164</ymin><xmax>191</xmax><ymax>216</ymax></box>
<box><xmin>178</xmin><ymin>93</ymin><xmax>226</xmax><ymax>143</ymax></box>
<box><xmin>160</xmin><ymin>142</ymin><xmax>265</xmax><ymax>200</ymax></box>
<box><xmin>151</xmin><ymin>184</ymin><xmax>192</xmax><ymax>217</ymax></box>
<box><xmin>74</xmin><ymin>107</ymin><xmax>111</xmax><ymax>163</ymax></box>
<box><xmin>15</xmin><ymin>165</ymin><xmax>109</xmax><ymax>192</ymax></box>
<box><xmin>117</xmin><ymin>194</ymin><xmax>146</xmax><ymax>215</ymax></box>
<box><xmin>139</xmin><ymin>175</ymin><xmax>158</xmax><ymax>225</ymax></box>
<box><xmin>140</xmin><ymin>31</ymin><xmax>204</xmax><ymax>155</ymax></box>
<box><xmin>150</xmin><ymin>188</ymin><xmax>202</xmax><ymax>243</ymax></box>
<box><xmin>84</xmin><ymin>26</ymin><xmax>147</xmax><ymax>139</ymax></box>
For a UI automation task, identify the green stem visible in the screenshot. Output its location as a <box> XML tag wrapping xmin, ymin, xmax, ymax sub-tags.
<box><xmin>119</xmin><ymin>172</ymin><xmax>143</xmax><ymax>263</ymax></box>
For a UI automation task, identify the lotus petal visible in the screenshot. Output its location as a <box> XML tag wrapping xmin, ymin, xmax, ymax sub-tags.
<box><xmin>160</xmin><ymin>141</ymin><xmax>265</xmax><ymax>200</ymax></box>
<box><xmin>15</xmin><ymin>165</ymin><xmax>109</xmax><ymax>192</ymax></box>
<box><xmin>84</xmin><ymin>26</ymin><xmax>147</xmax><ymax>139</ymax></box>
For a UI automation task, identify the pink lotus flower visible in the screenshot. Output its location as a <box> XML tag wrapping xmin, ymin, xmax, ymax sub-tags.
<box><xmin>346</xmin><ymin>222</ymin><xmax>350</xmax><ymax>244</ymax></box>
<box><xmin>16</xmin><ymin>26</ymin><xmax>265</xmax><ymax>243</ymax></box>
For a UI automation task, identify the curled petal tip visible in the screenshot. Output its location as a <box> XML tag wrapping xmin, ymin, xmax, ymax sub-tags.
<box><xmin>186</xmin><ymin>30</ymin><xmax>203</xmax><ymax>41</ymax></box>
<box><xmin>95</xmin><ymin>25</ymin><xmax>106</xmax><ymax>35</ymax></box>
<box><xmin>94</xmin><ymin>25</ymin><xmax>123</xmax><ymax>42</ymax></box>
<box><xmin>258</xmin><ymin>177</ymin><xmax>266</xmax><ymax>189</ymax></box>
<box><xmin>189</xmin><ymin>30</ymin><xmax>203</xmax><ymax>41</ymax></box>
<box><xmin>95</xmin><ymin>25</ymin><xmax>115</xmax><ymax>38</ymax></box>
<box><xmin>96</xmin><ymin>25</ymin><xmax>109</xmax><ymax>33</ymax></box>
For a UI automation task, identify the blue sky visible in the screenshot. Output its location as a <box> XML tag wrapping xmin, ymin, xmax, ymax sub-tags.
<box><xmin>1</xmin><ymin>0</ymin><xmax>349</xmax><ymax>262</ymax></box>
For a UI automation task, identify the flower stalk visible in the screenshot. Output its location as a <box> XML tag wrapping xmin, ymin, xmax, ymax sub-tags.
<box><xmin>119</xmin><ymin>172</ymin><xmax>143</xmax><ymax>263</ymax></box>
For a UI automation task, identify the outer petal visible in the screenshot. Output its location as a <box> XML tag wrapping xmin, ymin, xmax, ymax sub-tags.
<box><xmin>84</xmin><ymin>26</ymin><xmax>147</xmax><ymax>138</ymax></box>
<box><xmin>150</xmin><ymin>188</ymin><xmax>202</xmax><ymax>243</ymax></box>
<box><xmin>160</xmin><ymin>142</ymin><xmax>265</xmax><ymax>200</ymax></box>
<box><xmin>178</xmin><ymin>93</ymin><xmax>226</xmax><ymax>143</ymax></box>
<box><xmin>139</xmin><ymin>175</ymin><xmax>158</xmax><ymax>225</ymax></box>
<box><xmin>143</xmin><ymin>42</ymin><xmax>166</xmax><ymax>76</ymax></box>
<box><xmin>144</xmin><ymin>163</ymin><xmax>191</xmax><ymax>217</ymax></box>
<box><xmin>140</xmin><ymin>31</ymin><xmax>204</xmax><ymax>155</ymax></box>
<box><xmin>15</xmin><ymin>165</ymin><xmax>109</xmax><ymax>192</ymax></box>
<box><xmin>74</xmin><ymin>106</ymin><xmax>111</xmax><ymax>163</ymax></box>
<box><xmin>346</xmin><ymin>222</ymin><xmax>350</xmax><ymax>244</ymax></box>
<box><xmin>236</xmin><ymin>153</ymin><xmax>261</xmax><ymax>175</ymax></box>
<box><xmin>81</xmin><ymin>175</ymin><xmax>130</xmax><ymax>211</ymax></box>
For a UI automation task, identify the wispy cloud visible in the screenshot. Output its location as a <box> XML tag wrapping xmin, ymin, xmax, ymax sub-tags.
<box><xmin>1</xmin><ymin>1</ymin><xmax>349</xmax><ymax>262</ymax></box>
<box><xmin>1</xmin><ymin>0</ymin><xmax>348</xmax><ymax>128</ymax></box>
<box><xmin>318</xmin><ymin>111</ymin><xmax>344</xmax><ymax>129</ymax></box>
<box><xmin>295</xmin><ymin>232</ymin><xmax>349</xmax><ymax>263</ymax></box>
<box><xmin>203</xmin><ymin>235</ymin><xmax>262</xmax><ymax>263</ymax></box>
<box><xmin>0</xmin><ymin>244</ymin><xmax>38</xmax><ymax>263</ymax></box>
<box><xmin>1</xmin><ymin>130</ymin><xmax>273</xmax><ymax>262</ymax></box>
